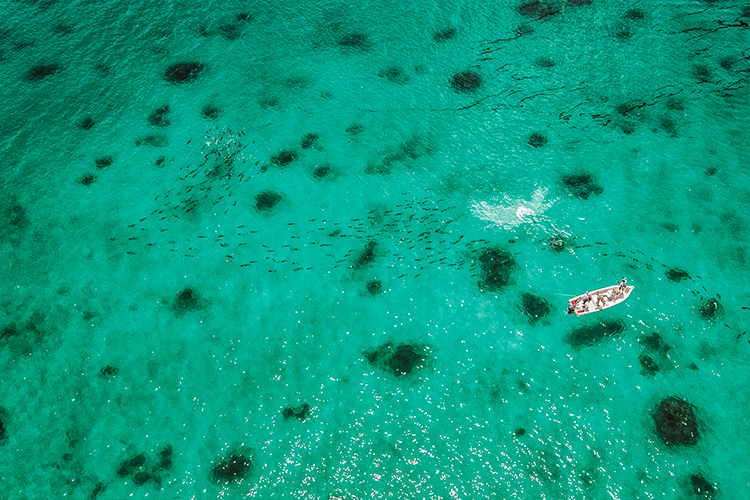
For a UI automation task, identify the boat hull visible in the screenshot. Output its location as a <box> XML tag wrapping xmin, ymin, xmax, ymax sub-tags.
<box><xmin>568</xmin><ymin>285</ymin><xmax>633</xmax><ymax>316</ymax></box>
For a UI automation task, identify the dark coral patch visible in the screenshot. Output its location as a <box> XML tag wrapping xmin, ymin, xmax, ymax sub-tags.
<box><xmin>175</xmin><ymin>287</ymin><xmax>202</xmax><ymax>312</ymax></box>
<box><xmin>99</xmin><ymin>365</ymin><xmax>118</xmax><ymax>378</ymax></box>
<box><xmin>95</xmin><ymin>156</ymin><xmax>113</xmax><ymax>169</ymax></box>
<box><xmin>201</xmin><ymin>104</ymin><xmax>221</xmax><ymax>120</ymax></box>
<box><xmin>338</xmin><ymin>32</ymin><xmax>371</xmax><ymax>50</ymax></box>
<box><xmin>346</xmin><ymin>124</ymin><xmax>364</xmax><ymax>136</ymax></box>
<box><xmin>133</xmin><ymin>471</ymin><xmax>151</xmax><ymax>486</ymax></box>
<box><xmin>535</xmin><ymin>57</ymin><xmax>556</xmax><ymax>68</ymax></box>
<box><xmin>665</xmin><ymin>268</ymin><xmax>689</xmax><ymax>282</ymax></box>
<box><xmin>117</xmin><ymin>452</ymin><xmax>146</xmax><ymax>477</ymax></box>
<box><xmin>364</xmin><ymin>342</ymin><xmax>427</xmax><ymax>377</ymax></box>
<box><xmin>354</xmin><ymin>240</ymin><xmax>378</xmax><ymax>269</ymax></box>
<box><xmin>528</xmin><ymin>132</ymin><xmax>548</xmax><ymax>148</ymax></box>
<box><xmin>624</xmin><ymin>9</ymin><xmax>645</xmax><ymax>20</ymax></box>
<box><xmin>271</xmin><ymin>150</ymin><xmax>297</xmax><ymax>167</ymax></box>
<box><xmin>546</xmin><ymin>233</ymin><xmax>571</xmax><ymax>252</ymax></box>
<box><xmin>301</xmin><ymin>133</ymin><xmax>319</xmax><ymax>149</ymax></box>
<box><xmin>25</xmin><ymin>63</ymin><xmax>62</xmax><ymax>82</ymax></box>
<box><xmin>639</xmin><ymin>353</ymin><xmax>659</xmax><ymax>376</ymax></box>
<box><xmin>366</xmin><ymin>279</ymin><xmax>383</xmax><ymax>296</ymax></box>
<box><xmin>433</xmin><ymin>27</ymin><xmax>457</xmax><ymax>42</ymax></box>
<box><xmin>477</xmin><ymin>248</ymin><xmax>516</xmax><ymax>292</ymax></box>
<box><xmin>2</xmin><ymin>197</ymin><xmax>29</xmax><ymax>231</ymax></box>
<box><xmin>135</xmin><ymin>133</ymin><xmax>169</xmax><ymax>147</ymax></box>
<box><xmin>211</xmin><ymin>453</ymin><xmax>253</xmax><ymax>483</ymax></box>
<box><xmin>313</xmin><ymin>165</ymin><xmax>331</xmax><ymax>179</ymax></box>
<box><xmin>155</xmin><ymin>445</ymin><xmax>173</xmax><ymax>471</ymax></box>
<box><xmin>638</xmin><ymin>332</ymin><xmax>670</xmax><ymax>354</ymax></box>
<box><xmin>561</xmin><ymin>173</ymin><xmax>603</xmax><ymax>199</ymax></box>
<box><xmin>148</xmin><ymin>105</ymin><xmax>171</xmax><ymax>127</ymax></box>
<box><xmin>164</xmin><ymin>62</ymin><xmax>204</xmax><ymax>84</ymax></box>
<box><xmin>282</xmin><ymin>403</ymin><xmax>311</xmax><ymax>421</ymax></box>
<box><xmin>0</xmin><ymin>406</ymin><xmax>8</xmax><ymax>443</ymax></box>
<box><xmin>378</xmin><ymin>66</ymin><xmax>409</xmax><ymax>84</ymax></box>
<box><xmin>518</xmin><ymin>1</ymin><xmax>558</xmax><ymax>17</ymax></box>
<box><xmin>255</xmin><ymin>190</ymin><xmax>283</xmax><ymax>212</ymax></box>
<box><xmin>564</xmin><ymin>319</ymin><xmax>626</xmax><ymax>349</ymax></box>
<box><xmin>78</xmin><ymin>174</ymin><xmax>96</xmax><ymax>186</ymax></box>
<box><xmin>690</xmin><ymin>473</ymin><xmax>716</xmax><ymax>498</ymax></box>
<box><xmin>78</xmin><ymin>116</ymin><xmax>95</xmax><ymax>130</ymax></box>
<box><xmin>520</xmin><ymin>292</ymin><xmax>551</xmax><ymax>322</ymax></box>
<box><xmin>450</xmin><ymin>71</ymin><xmax>481</xmax><ymax>92</ymax></box>
<box><xmin>699</xmin><ymin>298</ymin><xmax>722</xmax><ymax>319</ymax></box>
<box><xmin>654</xmin><ymin>397</ymin><xmax>699</xmax><ymax>445</ymax></box>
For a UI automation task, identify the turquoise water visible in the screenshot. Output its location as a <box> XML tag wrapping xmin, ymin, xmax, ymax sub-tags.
<box><xmin>1</xmin><ymin>0</ymin><xmax>749</xmax><ymax>498</ymax></box>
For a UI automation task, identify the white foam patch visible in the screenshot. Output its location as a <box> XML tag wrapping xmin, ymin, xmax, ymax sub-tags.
<box><xmin>469</xmin><ymin>187</ymin><xmax>557</xmax><ymax>231</ymax></box>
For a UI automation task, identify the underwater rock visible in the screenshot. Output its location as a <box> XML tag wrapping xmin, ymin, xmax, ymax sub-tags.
<box><xmin>378</xmin><ymin>66</ymin><xmax>409</xmax><ymax>84</ymax></box>
<box><xmin>175</xmin><ymin>287</ymin><xmax>201</xmax><ymax>312</ymax></box>
<box><xmin>338</xmin><ymin>32</ymin><xmax>371</xmax><ymax>50</ymax></box>
<box><xmin>514</xmin><ymin>427</ymin><xmax>526</xmax><ymax>437</ymax></box>
<box><xmin>354</xmin><ymin>240</ymin><xmax>378</xmax><ymax>269</ymax></box>
<box><xmin>528</xmin><ymin>132</ymin><xmax>548</xmax><ymax>148</ymax></box>
<box><xmin>433</xmin><ymin>27</ymin><xmax>457</xmax><ymax>42</ymax></box>
<box><xmin>654</xmin><ymin>397</ymin><xmax>699</xmax><ymax>445</ymax></box>
<box><xmin>155</xmin><ymin>444</ymin><xmax>173</xmax><ymax>471</ymax></box>
<box><xmin>639</xmin><ymin>353</ymin><xmax>659</xmax><ymax>376</ymax></box>
<box><xmin>518</xmin><ymin>1</ymin><xmax>557</xmax><ymax>17</ymax></box>
<box><xmin>25</xmin><ymin>63</ymin><xmax>62</xmax><ymax>82</ymax></box>
<box><xmin>135</xmin><ymin>133</ymin><xmax>169</xmax><ymax>147</ymax></box>
<box><xmin>201</xmin><ymin>103</ymin><xmax>221</xmax><ymax>120</ymax></box>
<box><xmin>91</xmin><ymin>482</ymin><xmax>106</xmax><ymax>499</ymax></box>
<box><xmin>366</xmin><ymin>279</ymin><xmax>383</xmax><ymax>296</ymax></box>
<box><xmin>450</xmin><ymin>71</ymin><xmax>481</xmax><ymax>92</ymax></box>
<box><xmin>117</xmin><ymin>452</ymin><xmax>146</xmax><ymax>477</ymax></box>
<box><xmin>2</xmin><ymin>198</ymin><xmax>29</xmax><ymax>230</ymax></box>
<box><xmin>564</xmin><ymin>319</ymin><xmax>626</xmax><ymax>349</ymax></box>
<box><xmin>561</xmin><ymin>173</ymin><xmax>604</xmax><ymax>199</ymax></box>
<box><xmin>520</xmin><ymin>292</ymin><xmax>551</xmax><ymax>322</ymax></box>
<box><xmin>346</xmin><ymin>124</ymin><xmax>364</xmax><ymax>135</ymax></box>
<box><xmin>282</xmin><ymin>403</ymin><xmax>311</xmax><ymax>421</ymax></box>
<box><xmin>164</xmin><ymin>62</ymin><xmax>204</xmax><ymax>84</ymax></box>
<box><xmin>690</xmin><ymin>473</ymin><xmax>716</xmax><ymax>498</ymax></box>
<box><xmin>78</xmin><ymin>174</ymin><xmax>96</xmax><ymax>186</ymax></box>
<box><xmin>477</xmin><ymin>248</ymin><xmax>516</xmax><ymax>292</ymax></box>
<box><xmin>546</xmin><ymin>233</ymin><xmax>569</xmax><ymax>252</ymax></box>
<box><xmin>271</xmin><ymin>150</ymin><xmax>297</xmax><ymax>167</ymax></box>
<box><xmin>99</xmin><ymin>365</ymin><xmax>118</xmax><ymax>378</ymax></box>
<box><xmin>133</xmin><ymin>471</ymin><xmax>151</xmax><ymax>486</ymax></box>
<box><xmin>219</xmin><ymin>23</ymin><xmax>241</xmax><ymax>40</ymax></box>
<box><xmin>301</xmin><ymin>133</ymin><xmax>319</xmax><ymax>149</ymax></box>
<box><xmin>78</xmin><ymin>116</ymin><xmax>95</xmax><ymax>130</ymax></box>
<box><xmin>666</xmin><ymin>268</ymin><xmax>690</xmax><ymax>282</ymax></box>
<box><xmin>693</xmin><ymin>65</ymin><xmax>712</xmax><ymax>83</ymax></box>
<box><xmin>312</xmin><ymin>165</ymin><xmax>331</xmax><ymax>179</ymax></box>
<box><xmin>364</xmin><ymin>342</ymin><xmax>428</xmax><ymax>377</ymax></box>
<box><xmin>535</xmin><ymin>57</ymin><xmax>556</xmax><ymax>68</ymax></box>
<box><xmin>211</xmin><ymin>453</ymin><xmax>253</xmax><ymax>483</ymax></box>
<box><xmin>255</xmin><ymin>190</ymin><xmax>282</xmax><ymax>212</ymax></box>
<box><xmin>0</xmin><ymin>406</ymin><xmax>8</xmax><ymax>442</ymax></box>
<box><xmin>624</xmin><ymin>8</ymin><xmax>645</xmax><ymax>20</ymax></box>
<box><xmin>699</xmin><ymin>298</ymin><xmax>722</xmax><ymax>319</ymax></box>
<box><xmin>95</xmin><ymin>156</ymin><xmax>113</xmax><ymax>168</ymax></box>
<box><xmin>638</xmin><ymin>332</ymin><xmax>670</xmax><ymax>354</ymax></box>
<box><xmin>148</xmin><ymin>105</ymin><xmax>171</xmax><ymax>127</ymax></box>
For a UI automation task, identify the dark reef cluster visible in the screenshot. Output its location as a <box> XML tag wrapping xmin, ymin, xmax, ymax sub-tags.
<box><xmin>364</xmin><ymin>342</ymin><xmax>428</xmax><ymax>377</ymax></box>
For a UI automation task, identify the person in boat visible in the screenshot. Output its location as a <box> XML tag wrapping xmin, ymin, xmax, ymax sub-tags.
<box><xmin>567</xmin><ymin>302</ymin><xmax>576</xmax><ymax>314</ymax></box>
<box><xmin>581</xmin><ymin>292</ymin><xmax>592</xmax><ymax>305</ymax></box>
<box><xmin>619</xmin><ymin>277</ymin><xmax>628</xmax><ymax>292</ymax></box>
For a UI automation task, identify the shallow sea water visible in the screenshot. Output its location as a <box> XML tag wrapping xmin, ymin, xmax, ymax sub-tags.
<box><xmin>1</xmin><ymin>0</ymin><xmax>749</xmax><ymax>499</ymax></box>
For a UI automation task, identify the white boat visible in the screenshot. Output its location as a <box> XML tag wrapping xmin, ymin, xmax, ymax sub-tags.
<box><xmin>567</xmin><ymin>283</ymin><xmax>634</xmax><ymax>316</ymax></box>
